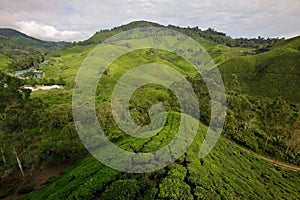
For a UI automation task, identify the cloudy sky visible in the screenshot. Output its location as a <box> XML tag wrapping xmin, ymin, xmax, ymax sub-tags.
<box><xmin>0</xmin><ymin>0</ymin><xmax>299</xmax><ymax>41</ymax></box>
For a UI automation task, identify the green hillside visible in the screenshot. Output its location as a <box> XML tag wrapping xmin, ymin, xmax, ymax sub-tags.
<box><xmin>0</xmin><ymin>28</ymin><xmax>62</xmax><ymax>50</ymax></box>
<box><xmin>0</xmin><ymin>28</ymin><xmax>64</xmax><ymax>72</ymax></box>
<box><xmin>21</xmin><ymin>113</ymin><xmax>300</xmax><ymax>200</ymax></box>
<box><xmin>28</xmin><ymin>25</ymin><xmax>300</xmax><ymax>164</ymax></box>
<box><xmin>219</xmin><ymin>37</ymin><xmax>300</xmax><ymax>103</ymax></box>
<box><xmin>0</xmin><ymin>53</ymin><xmax>10</xmax><ymax>70</ymax></box>
<box><xmin>1</xmin><ymin>21</ymin><xmax>300</xmax><ymax>199</ymax></box>
<box><xmin>274</xmin><ymin>36</ymin><xmax>300</xmax><ymax>50</ymax></box>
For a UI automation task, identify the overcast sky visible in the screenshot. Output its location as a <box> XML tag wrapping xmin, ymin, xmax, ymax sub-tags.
<box><xmin>0</xmin><ymin>0</ymin><xmax>299</xmax><ymax>41</ymax></box>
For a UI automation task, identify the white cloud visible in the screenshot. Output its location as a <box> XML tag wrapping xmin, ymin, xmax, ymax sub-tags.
<box><xmin>16</xmin><ymin>21</ymin><xmax>87</xmax><ymax>41</ymax></box>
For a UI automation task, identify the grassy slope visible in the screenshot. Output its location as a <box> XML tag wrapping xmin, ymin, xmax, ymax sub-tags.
<box><xmin>219</xmin><ymin>36</ymin><xmax>300</xmax><ymax>102</ymax></box>
<box><xmin>274</xmin><ymin>36</ymin><xmax>300</xmax><ymax>50</ymax></box>
<box><xmin>81</xmin><ymin>20</ymin><xmax>257</xmax><ymax>69</ymax></box>
<box><xmin>41</xmin><ymin>31</ymin><xmax>253</xmax><ymax>88</ymax></box>
<box><xmin>22</xmin><ymin>113</ymin><xmax>300</xmax><ymax>200</ymax></box>
<box><xmin>0</xmin><ymin>53</ymin><xmax>10</xmax><ymax>70</ymax></box>
<box><xmin>42</xmin><ymin>45</ymin><xmax>95</xmax><ymax>88</ymax></box>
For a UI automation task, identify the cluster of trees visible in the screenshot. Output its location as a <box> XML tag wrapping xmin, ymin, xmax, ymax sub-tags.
<box><xmin>0</xmin><ymin>72</ymin><xmax>84</xmax><ymax>184</ymax></box>
<box><xmin>224</xmin><ymin>92</ymin><xmax>300</xmax><ymax>165</ymax></box>
<box><xmin>0</xmin><ymin>42</ymin><xmax>45</xmax><ymax>62</ymax></box>
<box><xmin>168</xmin><ymin>25</ymin><xmax>281</xmax><ymax>49</ymax></box>
<box><xmin>29</xmin><ymin>76</ymin><xmax>66</xmax><ymax>86</ymax></box>
<box><xmin>7</xmin><ymin>54</ymin><xmax>44</xmax><ymax>71</ymax></box>
<box><xmin>0</xmin><ymin>72</ymin><xmax>38</xmax><ymax>179</ymax></box>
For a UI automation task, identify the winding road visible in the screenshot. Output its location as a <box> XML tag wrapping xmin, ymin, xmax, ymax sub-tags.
<box><xmin>222</xmin><ymin>137</ymin><xmax>300</xmax><ymax>172</ymax></box>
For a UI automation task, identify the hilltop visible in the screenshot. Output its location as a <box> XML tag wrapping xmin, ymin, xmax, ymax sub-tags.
<box><xmin>80</xmin><ymin>20</ymin><xmax>280</xmax><ymax>49</ymax></box>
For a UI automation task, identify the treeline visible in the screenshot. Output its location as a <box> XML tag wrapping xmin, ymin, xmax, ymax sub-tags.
<box><xmin>171</xmin><ymin>26</ymin><xmax>281</xmax><ymax>49</ymax></box>
<box><xmin>192</xmin><ymin>75</ymin><xmax>300</xmax><ymax>165</ymax></box>
<box><xmin>25</xmin><ymin>76</ymin><xmax>66</xmax><ymax>87</ymax></box>
<box><xmin>167</xmin><ymin>74</ymin><xmax>300</xmax><ymax>165</ymax></box>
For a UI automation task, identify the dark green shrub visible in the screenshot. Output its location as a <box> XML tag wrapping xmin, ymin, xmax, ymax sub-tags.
<box><xmin>17</xmin><ymin>185</ymin><xmax>34</xmax><ymax>195</ymax></box>
<box><xmin>100</xmin><ymin>179</ymin><xmax>140</xmax><ymax>200</ymax></box>
<box><xmin>158</xmin><ymin>178</ymin><xmax>193</xmax><ymax>200</ymax></box>
<box><xmin>0</xmin><ymin>188</ymin><xmax>14</xmax><ymax>199</ymax></box>
<box><xmin>45</xmin><ymin>176</ymin><xmax>58</xmax><ymax>185</ymax></box>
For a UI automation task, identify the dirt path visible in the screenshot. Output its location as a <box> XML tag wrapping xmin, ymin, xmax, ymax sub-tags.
<box><xmin>222</xmin><ymin>137</ymin><xmax>300</xmax><ymax>172</ymax></box>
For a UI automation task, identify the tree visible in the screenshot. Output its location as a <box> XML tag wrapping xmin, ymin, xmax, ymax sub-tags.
<box><xmin>0</xmin><ymin>135</ymin><xmax>7</xmax><ymax>166</ymax></box>
<box><xmin>285</xmin><ymin>111</ymin><xmax>300</xmax><ymax>154</ymax></box>
<box><xmin>48</xmin><ymin>78</ymin><xmax>56</xmax><ymax>85</ymax></box>
<box><xmin>12</xmin><ymin>145</ymin><xmax>25</xmax><ymax>179</ymax></box>
<box><xmin>263</xmin><ymin>97</ymin><xmax>292</xmax><ymax>150</ymax></box>
<box><xmin>228</xmin><ymin>94</ymin><xmax>254</xmax><ymax>134</ymax></box>
<box><xmin>0</xmin><ymin>72</ymin><xmax>31</xmax><ymax>125</ymax></box>
<box><xmin>56</xmin><ymin>76</ymin><xmax>66</xmax><ymax>86</ymax></box>
<box><xmin>0</xmin><ymin>72</ymin><xmax>43</xmax><ymax>177</ymax></box>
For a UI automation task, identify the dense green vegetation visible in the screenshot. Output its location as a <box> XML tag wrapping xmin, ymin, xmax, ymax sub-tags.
<box><xmin>0</xmin><ymin>54</ymin><xmax>9</xmax><ymax>70</ymax></box>
<box><xmin>21</xmin><ymin>117</ymin><xmax>300</xmax><ymax>199</ymax></box>
<box><xmin>0</xmin><ymin>21</ymin><xmax>300</xmax><ymax>199</ymax></box>
<box><xmin>0</xmin><ymin>73</ymin><xmax>86</xmax><ymax>197</ymax></box>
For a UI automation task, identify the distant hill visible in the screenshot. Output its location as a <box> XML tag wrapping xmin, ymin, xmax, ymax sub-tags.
<box><xmin>80</xmin><ymin>20</ymin><xmax>280</xmax><ymax>49</ymax></box>
<box><xmin>0</xmin><ymin>28</ymin><xmax>64</xmax><ymax>70</ymax></box>
<box><xmin>0</xmin><ymin>28</ymin><xmax>63</xmax><ymax>50</ymax></box>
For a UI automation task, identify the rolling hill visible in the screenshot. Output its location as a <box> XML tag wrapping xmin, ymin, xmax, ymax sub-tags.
<box><xmin>1</xmin><ymin>21</ymin><xmax>300</xmax><ymax>199</ymax></box>
<box><xmin>81</xmin><ymin>21</ymin><xmax>280</xmax><ymax>49</ymax></box>
<box><xmin>219</xmin><ymin>36</ymin><xmax>300</xmax><ymax>103</ymax></box>
<box><xmin>42</xmin><ymin>21</ymin><xmax>300</xmax><ymax>103</ymax></box>
<box><xmin>0</xmin><ymin>28</ymin><xmax>64</xmax><ymax>71</ymax></box>
<box><xmin>0</xmin><ymin>28</ymin><xmax>63</xmax><ymax>50</ymax></box>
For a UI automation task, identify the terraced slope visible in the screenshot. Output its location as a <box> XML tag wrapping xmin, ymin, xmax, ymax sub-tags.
<box><xmin>21</xmin><ymin>113</ymin><xmax>300</xmax><ymax>200</ymax></box>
